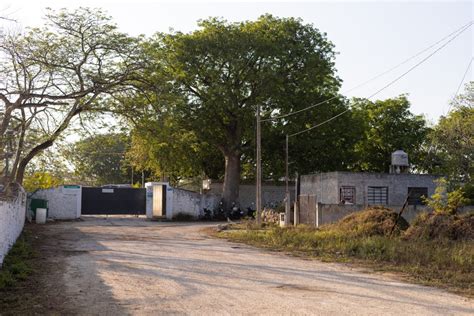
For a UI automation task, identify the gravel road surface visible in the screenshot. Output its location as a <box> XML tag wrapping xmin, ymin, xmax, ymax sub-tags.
<box><xmin>11</xmin><ymin>216</ymin><xmax>473</xmax><ymax>315</ymax></box>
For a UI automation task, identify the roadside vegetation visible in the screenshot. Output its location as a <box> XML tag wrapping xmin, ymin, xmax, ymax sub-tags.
<box><xmin>218</xmin><ymin>207</ymin><xmax>474</xmax><ymax>297</ymax></box>
<box><xmin>0</xmin><ymin>232</ymin><xmax>34</xmax><ymax>289</ymax></box>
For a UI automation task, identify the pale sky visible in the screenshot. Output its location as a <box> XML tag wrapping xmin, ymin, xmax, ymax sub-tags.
<box><xmin>1</xmin><ymin>0</ymin><xmax>472</xmax><ymax>124</ymax></box>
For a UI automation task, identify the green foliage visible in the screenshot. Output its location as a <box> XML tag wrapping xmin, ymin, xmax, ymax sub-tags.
<box><xmin>0</xmin><ymin>234</ymin><xmax>33</xmax><ymax>289</ymax></box>
<box><xmin>128</xmin><ymin>15</ymin><xmax>345</xmax><ymax>184</ymax></box>
<box><xmin>66</xmin><ymin>133</ymin><xmax>132</xmax><ymax>186</ymax></box>
<box><xmin>423</xmin><ymin>178</ymin><xmax>468</xmax><ymax>215</ymax></box>
<box><xmin>22</xmin><ymin>172</ymin><xmax>62</xmax><ymax>192</ymax></box>
<box><xmin>350</xmin><ymin>95</ymin><xmax>429</xmax><ymax>172</ymax></box>
<box><xmin>424</xmin><ymin>82</ymin><xmax>473</xmax><ymax>182</ymax></box>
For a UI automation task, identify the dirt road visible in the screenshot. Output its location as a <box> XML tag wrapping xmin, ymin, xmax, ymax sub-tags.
<box><xmin>4</xmin><ymin>217</ymin><xmax>473</xmax><ymax>315</ymax></box>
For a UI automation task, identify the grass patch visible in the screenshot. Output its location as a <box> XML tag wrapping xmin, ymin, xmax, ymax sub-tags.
<box><xmin>218</xmin><ymin>210</ymin><xmax>474</xmax><ymax>297</ymax></box>
<box><xmin>0</xmin><ymin>232</ymin><xmax>34</xmax><ymax>289</ymax></box>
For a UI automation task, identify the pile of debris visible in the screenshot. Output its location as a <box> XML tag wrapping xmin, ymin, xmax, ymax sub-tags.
<box><xmin>404</xmin><ymin>212</ymin><xmax>474</xmax><ymax>241</ymax></box>
<box><xmin>326</xmin><ymin>207</ymin><xmax>409</xmax><ymax>237</ymax></box>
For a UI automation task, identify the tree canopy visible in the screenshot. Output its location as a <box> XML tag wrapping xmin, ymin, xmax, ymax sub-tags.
<box><xmin>425</xmin><ymin>82</ymin><xmax>473</xmax><ymax>183</ymax></box>
<box><xmin>0</xmin><ymin>7</ymin><xmax>142</xmax><ymax>188</ymax></box>
<box><xmin>350</xmin><ymin>95</ymin><xmax>429</xmax><ymax>172</ymax></box>
<box><xmin>127</xmin><ymin>15</ymin><xmax>345</xmax><ymax>208</ymax></box>
<box><xmin>66</xmin><ymin>133</ymin><xmax>132</xmax><ymax>186</ymax></box>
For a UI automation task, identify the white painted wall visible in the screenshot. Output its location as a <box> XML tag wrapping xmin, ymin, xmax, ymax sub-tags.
<box><xmin>0</xmin><ymin>187</ymin><xmax>27</xmax><ymax>266</ymax></box>
<box><xmin>145</xmin><ymin>182</ymin><xmax>220</xmax><ymax>219</ymax></box>
<box><xmin>145</xmin><ymin>182</ymin><xmax>174</xmax><ymax>219</ymax></box>
<box><xmin>32</xmin><ymin>186</ymin><xmax>81</xmax><ymax>219</ymax></box>
<box><xmin>172</xmin><ymin>188</ymin><xmax>219</xmax><ymax>218</ymax></box>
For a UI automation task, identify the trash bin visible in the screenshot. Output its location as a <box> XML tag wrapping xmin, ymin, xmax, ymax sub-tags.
<box><xmin>30</xmin><ymin>198</ymin><xmax>48</xmax><ymax>219</ymax></box>
<box><xmin>36</xmin><ymin>208</ymin><xmax>47</xmax><ymax>224</ymax></box>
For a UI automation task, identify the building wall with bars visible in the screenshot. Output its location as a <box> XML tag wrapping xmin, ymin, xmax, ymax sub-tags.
<box><xmin>300</xmin><ymin>172</ymin><xmax>439</xmax><ymax>206</ymax></box>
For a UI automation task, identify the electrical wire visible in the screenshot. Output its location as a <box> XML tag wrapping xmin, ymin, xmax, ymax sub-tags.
<box><xmin>446</xmin><ymin>57</ymin><xmax>473</xmax><ymax>113</ymax></box>
<box><xmin>263</xmin><ymin>20</ymin><xmax>473</xmax><ymax>123</ymax></box>
<box><xmin>289</xmin><ymin>21</ymin><xmax>472</xmax><ymax>138</ymax></box>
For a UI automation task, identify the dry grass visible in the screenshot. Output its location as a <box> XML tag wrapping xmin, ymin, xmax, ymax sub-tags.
<box><xmin>218</xmin><ymin>209</ymin><xmax>474</xmax><ymax>297</ymax></box>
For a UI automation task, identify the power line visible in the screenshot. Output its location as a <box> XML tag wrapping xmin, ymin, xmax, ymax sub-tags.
<box><xmin>446</xmin><ymin>57</ymin><xmax>473</xmax><ymax>114</ymax></box>
<box><xmin>263</xmin><ymin>20</ymin><xmax>473</xmax><ymax>123</ymax></box>
<box><xmin>289</xmin><ymin>21</ymin><xmax>472</xmax><ymax>138</ymax></box>
<box><xmin>454</xmin><ymin>57</ymin><xmax>473</xmax><ymax>96</ymax></box>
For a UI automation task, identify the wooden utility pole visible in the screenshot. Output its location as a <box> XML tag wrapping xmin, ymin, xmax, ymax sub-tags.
<box><xmin>256</xmin><ymin>104</ymin><xmax>262</xmax><ymax>225</ymax></box>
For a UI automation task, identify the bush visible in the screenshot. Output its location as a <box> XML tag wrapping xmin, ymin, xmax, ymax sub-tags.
<box><xmin>423</xmin><ymin>178</ymin><xmax>468</xmax><ymax>215</ymax></box>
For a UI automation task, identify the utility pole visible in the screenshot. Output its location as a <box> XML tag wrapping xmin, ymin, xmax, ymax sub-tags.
<box><xmin>256</xmin><ymin>104</ymin><xmax>262</xmax><ymax>225</ymax></box>
<box><xmin>285</xmin><ymin>134</ymin><xmax>290</xmax><ymax>226</ymax></box>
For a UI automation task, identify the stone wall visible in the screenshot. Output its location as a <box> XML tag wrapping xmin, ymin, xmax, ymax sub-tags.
<box><xmin>0</xmin><ymin>187</ymin><xmax>27</xmax><ymax>266</ymax></box>
<box><xmin>32</xmin><ymin>186</ymin><xmax>81</xmax><ymax>219</ymax></box>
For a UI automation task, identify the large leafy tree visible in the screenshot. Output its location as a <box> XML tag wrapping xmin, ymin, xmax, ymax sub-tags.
<box><xmin>425</xmin><ymin>82</ymin><xmax>473</xmax><ymax>182</ymax></box>
<box><xmin>66</xmin><ymin>133</ymin><xmax>132</xmax><ymax>186</ymax></box>
<box><xmin>350</xmin><ymin>95</ymin><xmax>429</xmax><ymax>172</ymax></box>
<box><xmin>0</xmin><ymin>8</ymin><xmax>142</xmax><ymax>188</ymax></box>
<box><xmin>133</xmin><ymin>15</ymin><xmax>343</xmax><ymax>209</ymax></box>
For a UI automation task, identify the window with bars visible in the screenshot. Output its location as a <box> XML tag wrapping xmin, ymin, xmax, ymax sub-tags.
<box><xmin>367</xmin><ymin>186</ymin><xmax>388</xmax><ymax>205</ymax></box>
<box><xmin>407</xmin><ymin>187</ymin><xmax>428</xmax><ymax>205</ymax></box>
<box><xmin>340</xmin><ymin>186</ymin><xmax>356</xmax><ymax>204</ymax></box>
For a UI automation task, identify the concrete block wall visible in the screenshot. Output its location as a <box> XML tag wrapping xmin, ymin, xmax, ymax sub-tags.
<box><xmin>146</xmin><ymin>182</ymin><xmax>220</xmax><ymax>219</ymax></box>
<box><xmin>32</xmin><ymin>186</ymin><xmax>81</xmax><ymax>219</ymax></box>
<box><xmin>301</xmin><ymin>172</ymin><xmax>439</xmax><ymax>206</ymax></box>
<box><xmin>0</xmin><ymin>187</ymin><xmax>27</xmax><ymax>266</ymax></box>
<box><xmin>209</xmin><ymin>183</ymin><xmax>294</xmax><ymax>209</ymax></box>
<box><xmin>298</xmin><ymin>203</ymin><xmax>474</xmax><ymax>227</ymax></box>
<box><xmin>172</xmin><ymin>188</ymin><xmax>220</xmax><ymax>218</ymax></box>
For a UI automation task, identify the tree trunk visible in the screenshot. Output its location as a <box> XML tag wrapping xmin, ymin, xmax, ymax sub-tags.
<box><xmin>222</xmin><ymin>151</ymin><xmax>241</xmax><ymax>212</ymax></box>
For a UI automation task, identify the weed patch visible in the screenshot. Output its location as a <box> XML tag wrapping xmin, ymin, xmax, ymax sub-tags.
<box><xmin>0</xmin><ymin>232</ymin><xmax>34</xmax><ymax>289</ymax></box>
<box><xmin>219</xmin><ymin>209</ymin><xmax>474</xmax><ymax>297</ymax></box>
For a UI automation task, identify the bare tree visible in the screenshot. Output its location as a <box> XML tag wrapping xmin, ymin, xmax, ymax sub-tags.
<box><xmin>0</xmin><ymin>7</ymin><xmax>143</xmax><ymax>189</ymax></box>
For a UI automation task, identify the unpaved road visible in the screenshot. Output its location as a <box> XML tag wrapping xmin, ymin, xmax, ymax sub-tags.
<box><xmin>3</xmin><ymin>217</ymin><xmax>473</xmax><ymax>315</ymax></box>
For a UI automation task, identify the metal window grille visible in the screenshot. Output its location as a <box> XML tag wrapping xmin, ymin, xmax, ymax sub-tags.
<box><xmin>340</xmin><ymin>186</ymin><xmax>355</xmax><ymax>204</ymax></box>
<box><xmin>367</xmin><ymin>186</ymin><xmax>388</xmax><ymax>205</ymax></box>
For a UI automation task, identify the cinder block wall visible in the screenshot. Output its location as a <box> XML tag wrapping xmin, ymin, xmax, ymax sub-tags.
<box><xmin>301</xmin><ymin>172</ymin><xmax>439</xmax><ymax>206</ymax></box>
<box><xmin>172</xmin><ymin>188</ymin><xmax>220</xmax><ymax>218</ymax></box>
<box><xmin>209</xmin><ymin>183</ymin><xmax>294</xmax><ymax>209</ymax></box>
<box><xmin>0</xmin><ymin>188</ymin><xmax>27</xmax><ymax>266</ymax></box>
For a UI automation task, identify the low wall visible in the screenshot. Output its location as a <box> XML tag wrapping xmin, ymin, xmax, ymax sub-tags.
<box><xmin>298</xmin><ymin>203</ymin><xmax>474</xmax><ymax>227</ymax></box>
<box><xmin>145</xmin><ymin>182</ymin><xmax>220</xmax><ymax>219</ymax></box>
<box><xmin>0</xmin><ymin>187</ymin><xmax>27</xmax><ymax>266</ymax></box>
<box><xmin>172</xmin><ymin>188</ymin><xmax>220</xmax><ymax>218</ymax></box>
<box><xmin>209</xmin><ymin>183</ymin><xmax>294</xmax><ymax>209</ymax></box>
<box><xmin>32</xmin><ymin>186</ymin><xmax>81</xmax><ymax>219</ymax></box>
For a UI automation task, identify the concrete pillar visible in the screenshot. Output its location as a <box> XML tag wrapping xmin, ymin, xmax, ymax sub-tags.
<box><xmin>316</xmin><ymin>202</ymin><xmax>323</xmax><ymax>228</ymax></box>
<box><xmin>294</xmin><ymin>200</ymin><xmax>299</xmax><ymax>226</ymax></box>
